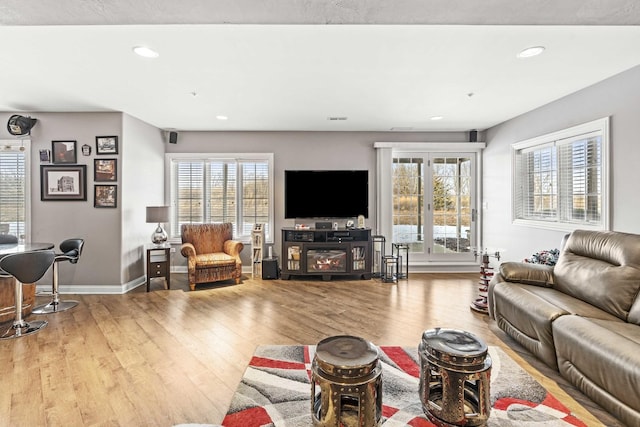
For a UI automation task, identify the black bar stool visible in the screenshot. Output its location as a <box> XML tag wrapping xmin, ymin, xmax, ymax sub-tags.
<box><xmin>33</xmin><ymin>238</ymin><xmax>84</xmax><ymax>314</ymax></box>
<box><xmin>0</xmin><ymin>250</ymin><xmax>55</xmax><ymax>339</ymax></box>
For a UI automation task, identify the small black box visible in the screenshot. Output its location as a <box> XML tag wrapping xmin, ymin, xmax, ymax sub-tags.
<box><xmin>262</xmin><ymin>258</ymin><xmax>279</xmax><ymax>279</ymax></box>
<box><xmin>169</xmin><ymin>131</ymin><xmax>178</xmax><ymax>144</ymax></box>
<box><xmin>315</xmin><ymin>221</ymin><xmax>332</xmax><ymax>229</ymax></box>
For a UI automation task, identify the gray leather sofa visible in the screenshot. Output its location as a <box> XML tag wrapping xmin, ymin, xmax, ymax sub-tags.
<box><xmin>488</xmin><ymin>229</ymin><xmax>640</xmax><ymax>427</ymax></box>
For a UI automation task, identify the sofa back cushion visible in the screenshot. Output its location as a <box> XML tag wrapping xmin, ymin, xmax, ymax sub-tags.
<box><xmin>553</xmin><ymin>230</ymin><xmax>640</xmax><ymax>321</ymax></box>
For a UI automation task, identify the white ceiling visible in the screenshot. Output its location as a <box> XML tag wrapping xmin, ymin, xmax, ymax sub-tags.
<box><xmin>2</xmin><ymin>1</ymin><xmax>640</xmax><ymax>132</ymax></box>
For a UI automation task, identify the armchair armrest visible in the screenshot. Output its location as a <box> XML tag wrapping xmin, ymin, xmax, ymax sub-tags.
<box><xmin>499</xmin><ymin>262</ymin><xmax>555</xmax><ymax>288</ymax></box>
<box><xmin>180</xmin><ymin>242</ymin><xmax>197</xmax><ymax>258</ymax></box>
<box><xmin>223</xmin><ymin>240</ymin><xmax>244</xmax><ymax>258</ymax></box>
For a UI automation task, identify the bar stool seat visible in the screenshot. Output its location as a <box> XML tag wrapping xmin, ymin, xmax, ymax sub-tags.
<box><xmin>0</xmin><ymin>250</ymin><xmax>55</xmax><ymax>339</ymax></box>
<box><xmin>32</xmin><ymin>238</ymin><xmax>83</xmax><ymax>314</ymax></box>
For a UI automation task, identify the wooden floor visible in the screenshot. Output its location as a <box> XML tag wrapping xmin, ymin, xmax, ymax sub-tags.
<box><xmin>0</xmin><ymin>273</ymin><xmax>624</xmax><ymax>427</ymax></box>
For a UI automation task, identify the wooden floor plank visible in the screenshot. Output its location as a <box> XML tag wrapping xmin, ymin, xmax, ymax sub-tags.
<box><xmin>0</xmin><ymin>273</ymin><xmax>623</xmax><ymax>426</ymax></box>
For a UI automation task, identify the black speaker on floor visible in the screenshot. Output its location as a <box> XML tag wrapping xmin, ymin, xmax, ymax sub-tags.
<box><xmin>262</xmin><ymin>258</ymin><xmax>279</xmax><ymax>280</ymax></box>
<box><xmin>169</xmin><ymin>131</ymin><xmax>178</xmax><ymax>144</ymax></box>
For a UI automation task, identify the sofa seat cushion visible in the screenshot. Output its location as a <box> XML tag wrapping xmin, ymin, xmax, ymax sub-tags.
<box><xmin>493</xmin><ymin>283</ymin><xmax>569</xmax><ymax>369</ymax></box>
<box><xmin>194</xmin><ymin>253</ymin><xmax>236</xmax><ymax>269</ymax></box>
<box><xmin>493</xmin><ymin>282</ymin><xmax>621</xmax><ymax>370</ymax></box>
<box><xmin>553</xmin><ymin>315</ymin><xmax>640</xmax><ymax>426</ymax></box>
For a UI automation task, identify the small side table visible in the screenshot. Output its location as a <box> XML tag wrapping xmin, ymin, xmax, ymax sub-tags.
<box><xmin>146</xmin><ymin>243</ymin><xmax>171</xmax><ymax>292</ymax></box>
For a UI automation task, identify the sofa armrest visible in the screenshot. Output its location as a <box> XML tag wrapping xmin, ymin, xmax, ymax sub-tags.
<box><xmin>499</xmin><ymin>262</ymin><xmax>555</xmax><ymax>287</ymax></box>
<box><xmin>223</xmin><ymin>240</ymin><xmax>244</xmax><ymax>258</ymax></box>
<box><xmin>180</xmin><ymin>242</ymin><xmax>197</xmax><ymax>258</ymax></box>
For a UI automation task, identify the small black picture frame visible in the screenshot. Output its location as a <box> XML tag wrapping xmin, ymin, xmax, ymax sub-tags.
<box><xmin>94</xmin><ymin>184</ymin><xmax>117</xmax><ymax>208</ymax></box>
<box><xmin>94</xmin><ymin>158</ymin><xmax>117</xmax><ymax>182</ymax></box>
<box><xmin>51</xmin><ymin>140</ymin><xmax>77</xmax><ymax>164</ymax></box>
<box><xmin>41</xmin><ymin>165</ymin><xmax>87</xmax><ymax>201</ymax></box>
<box><xmin>96</xmin><ymin>136</ymin><xmax>118</xmax><ymax>155</ymax></box>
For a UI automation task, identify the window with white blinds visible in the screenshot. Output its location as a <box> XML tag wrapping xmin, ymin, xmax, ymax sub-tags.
<box><xmin>0</xmin><ymin>141</ymin><xmax>30</xmax><ymax>241</ymax></box>
<box><xmin>167</xmin><ymin>153</ymin><xmax>273</xmax><ymax>241</ymax></box>
<box><xmin>512</xmin><ymin>117</ymin><xmax>609</xmax><ymax>231</ymax></box>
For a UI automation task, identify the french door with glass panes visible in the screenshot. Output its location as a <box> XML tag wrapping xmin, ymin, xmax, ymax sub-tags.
<box><xmin>392</xmin><ymin>152</ymin><xmax>477</xmax><ymax>262</ymax></box>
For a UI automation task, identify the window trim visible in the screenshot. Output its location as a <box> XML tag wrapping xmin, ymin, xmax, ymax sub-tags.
<box><xmin>0</xmin><ymin>139</ymin><xmax>31</xmax><ymax>242</ymax></box>
<box><xmin>511</xmin><ymin>117</ymin><xmax>610</xmax><ymax>232</ymax></box>
<box><xmin>165</xmin><ymin>152</ymin><xmax>274</xmax><ymax>244</ymax></box>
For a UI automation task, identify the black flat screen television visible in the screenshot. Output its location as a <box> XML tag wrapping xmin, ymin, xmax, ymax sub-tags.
<box><xmin>284</xmin><ymin>170</ymin><xmax>369</xmax><ymax>219</ymax></box>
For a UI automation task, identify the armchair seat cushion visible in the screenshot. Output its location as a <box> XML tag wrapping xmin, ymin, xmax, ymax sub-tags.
<box><xmin>195</xmin><ymin>253</ymin><xmax>236</xmax><ymax>268</ymax></box>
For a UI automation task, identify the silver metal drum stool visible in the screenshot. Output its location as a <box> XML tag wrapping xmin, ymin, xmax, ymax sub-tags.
<box><xmin>419</xmin><ymin>328</ymin><xmax>491</xmax><ymax>427</ymax></box>
<box><xmin>311</xmin><ymin>335</ymin><xmax>382</xmax><ymax>427</ymax></box>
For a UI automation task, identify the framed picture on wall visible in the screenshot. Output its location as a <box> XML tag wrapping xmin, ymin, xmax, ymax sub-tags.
<box><xmin>94</xmin><ymin>159</ymin><xmax>117</xmax><ymax>182</ymax></box>
<box><xmin>40</xmin><ymin>165</ymin><xmax>87</xmax><ymax>201</ymax></box>
<box><xmin>51</xmin><ymin>140</ymin><xmax>77</xmax><ymax>164</ymax></box>
<box><xmin>94</xmin><ymin>184</ymin><xmax>117</xmax><ymax>208</ymax></box>
<box><xmin>96</xmin><ymin>136</ymin><xmax>118</xmax><ymax>155</ymax></box>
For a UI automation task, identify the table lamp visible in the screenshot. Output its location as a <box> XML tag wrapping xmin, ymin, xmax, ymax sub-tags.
<box><xmin>146</xmin><ymin>206</ymin><xmax>170</xmax><ymax>244</ymax></box>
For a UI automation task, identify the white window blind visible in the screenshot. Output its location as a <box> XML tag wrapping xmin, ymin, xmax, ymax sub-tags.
<box><xmin>168</xmin><ymin>154</ymin><xmax>273</xmax><ymax>241</ymax></box>
<box><xmin>0</xmin><ymin>141</ymin><xmax>30</xmax><ymax>241</ymax></box>
<box><xmin>512</xmin><ymin>118</ymin><xmax>609</xmax><ymax>231</ymax></box>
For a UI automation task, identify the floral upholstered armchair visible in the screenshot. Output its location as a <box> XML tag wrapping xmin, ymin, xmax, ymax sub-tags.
<box><xmin>180</xmin><ymin>223</ymin><xmax>244</xmax><ymax>291</ymax></box>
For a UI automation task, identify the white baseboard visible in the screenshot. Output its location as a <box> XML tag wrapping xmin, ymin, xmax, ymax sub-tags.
<box><xmin>36</xmin><ymin>276</ymin><xmax>147</xmax><ymax>295</ymax></box>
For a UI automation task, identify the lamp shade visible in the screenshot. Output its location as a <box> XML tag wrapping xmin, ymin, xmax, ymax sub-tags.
<box><xmin>146</xmin><ymin>206</ymin><xmax>169</xmax><ymax>223</ymax></box>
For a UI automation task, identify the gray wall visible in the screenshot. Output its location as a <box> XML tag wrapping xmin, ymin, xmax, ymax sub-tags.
<box><xmin>166</xmin><ymin>130</ymin><xmax>470</xmax><ymax>268</ymax></box>
<box><xmin>1</xmin><ymin>112</ymin><xmax>123</xmax><ymax>289</ymax></box>
<box><xmin>483</xmin><ymin>64</ymin><xmax>640</xmax><ymax>262</ymax></box>
<box><xmin>1</xmin><ymin>111</ymin><xmax>165</xmax><ymax>292</ymax></box>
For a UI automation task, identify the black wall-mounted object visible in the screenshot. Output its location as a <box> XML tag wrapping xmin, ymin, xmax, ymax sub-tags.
<box><xmin>7</xmin><ymin>114</ymin><xmax>37</xmax><ymax>136</ymax></box>
<box><xmin>470</xmin><ymin>130</ymin><xmax>478</xmax><ymax>142</ymax></box>
<box><xmin>284</xmin><ymin>170</ymin><xmax>369</xmax><ymax>219</ymax></box>
<box><xmin>169</xmin><ymin>131</ymin><xmax>178</xmax><ymax>144</ymax></box>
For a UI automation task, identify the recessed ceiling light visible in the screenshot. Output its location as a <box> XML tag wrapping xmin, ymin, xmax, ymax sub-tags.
<box><xmin>216</xmin><ymin>115</ymin><xmax>228</xmax><ymax>121</ymax></box>
<box><xmin>132</xmin><ymin>46</ymin><xmax>159</xmax><ymax>58</ymax></box>
<box><xmin>517</xmin><ymin>46</ymin><xmax>545</xmax><ymax>58</ymax></box>
<box><xmin>430</xmin><ymin>116</ymin><xmax>443</xmax><ymax>121</ymax></box>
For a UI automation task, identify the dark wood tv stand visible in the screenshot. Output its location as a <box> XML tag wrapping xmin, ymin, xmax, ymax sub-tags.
<box><xmin>281</xmin><ymin>228</ymin><xmax>372</xmax><ymax>280</ymax></box>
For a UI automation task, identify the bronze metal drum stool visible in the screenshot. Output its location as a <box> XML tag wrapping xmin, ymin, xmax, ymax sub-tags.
<box><xmin>418</xmin><ymin>328</ymin><xmax>491</xmax><ymax>427</ymax></box>
<box><xmin>311</xmin><ymin>335</ymin><xmax>382</xmax><ymax>427</ymax></box>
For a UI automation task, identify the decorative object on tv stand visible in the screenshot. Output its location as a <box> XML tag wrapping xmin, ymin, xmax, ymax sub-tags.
<box><xmin>146</xmin><ymin>206</ymin><xmax>170</xmax><ymax>244</ymax></box>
